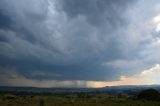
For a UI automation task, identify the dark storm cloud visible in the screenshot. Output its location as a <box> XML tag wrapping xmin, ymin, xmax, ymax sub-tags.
<box><xmin>0</xmin><ymin>0</ymin><xmax>159</xmax><ymax>85</ymax></box>
<box><xmin>58</xmin><ymin>0</ymin><xmax>133</xmax><ymax>26</ymax></box>
<box><xmin>0</xmin><ymin>10</ymin><xmax>12</xmax><ymax>30</ymax></box>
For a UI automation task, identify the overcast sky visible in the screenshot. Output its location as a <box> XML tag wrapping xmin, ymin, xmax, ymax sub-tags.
<box><xmin>0</xmin><ymin>0</ymin><xmax>160</xmax><ymax>88</ymax></box>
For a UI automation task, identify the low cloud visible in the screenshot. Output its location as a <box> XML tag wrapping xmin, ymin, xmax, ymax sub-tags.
<box><xmin>1</xmin><ymin>64</ymin><xmax>160</xmax><ymax>88</ymax></box>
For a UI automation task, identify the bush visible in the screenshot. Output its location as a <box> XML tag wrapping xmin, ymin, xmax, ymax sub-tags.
<box><xmin>39</xmin><ymin>99</ymin><xmax>45</xmax><ymax>106</ymax></box>
<box><xmin>138</xmin><ymin>89</ymin><xmax>160</xmax><ymax>101</ymax></box>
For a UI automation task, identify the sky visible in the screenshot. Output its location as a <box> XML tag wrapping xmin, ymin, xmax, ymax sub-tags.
<box><xmin>0</xmin><ymin>0</ymin><xmax>160</xmax><ymax>88</ymax></box>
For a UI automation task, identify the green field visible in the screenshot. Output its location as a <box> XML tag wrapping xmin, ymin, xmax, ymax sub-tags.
<box><xmin>1</xmin><ymin>95</ymin><xmax>160</xmax><ymax>106</ymax></box>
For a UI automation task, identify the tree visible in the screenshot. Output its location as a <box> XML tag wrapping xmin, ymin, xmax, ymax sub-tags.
<box><xmin>138</xmin><ymin>89</ymin><xmax>160</xmax><ymax>101</ymax></box>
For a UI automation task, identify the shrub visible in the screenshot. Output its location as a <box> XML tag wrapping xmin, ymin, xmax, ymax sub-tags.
<box><xmin>137</xmin><ymin>89</ymin><xmax>160</xmax><ymax>101</ymax></box>
<box><xmin>39</xmin><ymin>99</ymin><xmax>45</xmax><ymax>106</ymax></box>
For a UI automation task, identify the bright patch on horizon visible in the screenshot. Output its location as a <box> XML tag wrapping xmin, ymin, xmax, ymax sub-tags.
<box><xmin>87</xmin><ymin>64</ymin><xmax>160</xmax><ymax>87</ymax></box>
<box><xmin>104</xmin><ymin>64</ymin><xmax>160</xmax><ymax>86</ymax></box>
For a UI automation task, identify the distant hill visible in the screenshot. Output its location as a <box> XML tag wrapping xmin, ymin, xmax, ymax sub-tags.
<box><xmin>103</xmin><ymin>85</ymin><xmax>160</xmax><ymax>90</ymax></box>
<box><xmin>0</xmin><ymin>85</ymin><xmax>160</xmax><ymax>96</ymax></box>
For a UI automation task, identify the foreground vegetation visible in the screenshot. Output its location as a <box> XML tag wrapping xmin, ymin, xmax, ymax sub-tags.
<box><xmin>1</xmin><ymin>88</ymin><xmax>160</xmax><ymax>106</ymax></box>
<box><xmin>1</xmin><ymin>94</ymin><xmax>160</xmax><ymax>106</ymax></box>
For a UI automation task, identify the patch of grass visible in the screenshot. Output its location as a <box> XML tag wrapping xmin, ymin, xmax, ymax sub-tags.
<box><xmin>0</xmin><ymin>95</ymin><xmax>160</xmax><ymax>106</ymax></box>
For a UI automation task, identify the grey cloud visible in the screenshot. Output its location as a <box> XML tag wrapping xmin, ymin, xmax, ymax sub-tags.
<box><xmin>58</xmin><ymin>0</ymin><xmax>134</xmax><ymax>27</ymax></box>
<box><xmin>0</xmin><ymin>67</ymin><xmax>88</xmax><ymax>88</ymax></box>
<box><xmin>0</xmin><ymin>10</ymin><xmax>12</xmax><ymax>30</ymax></box>
<box><xmin>0</xmin><ymin>0</ymin><xmax>160</xmax><ymax>87</ymax></box>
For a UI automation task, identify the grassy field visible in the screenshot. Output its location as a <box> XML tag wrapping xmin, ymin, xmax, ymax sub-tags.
<box><xmin>1</xmin><ymin>95</ymin><xmax>160</xmax><ymax>106</ymax></box>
